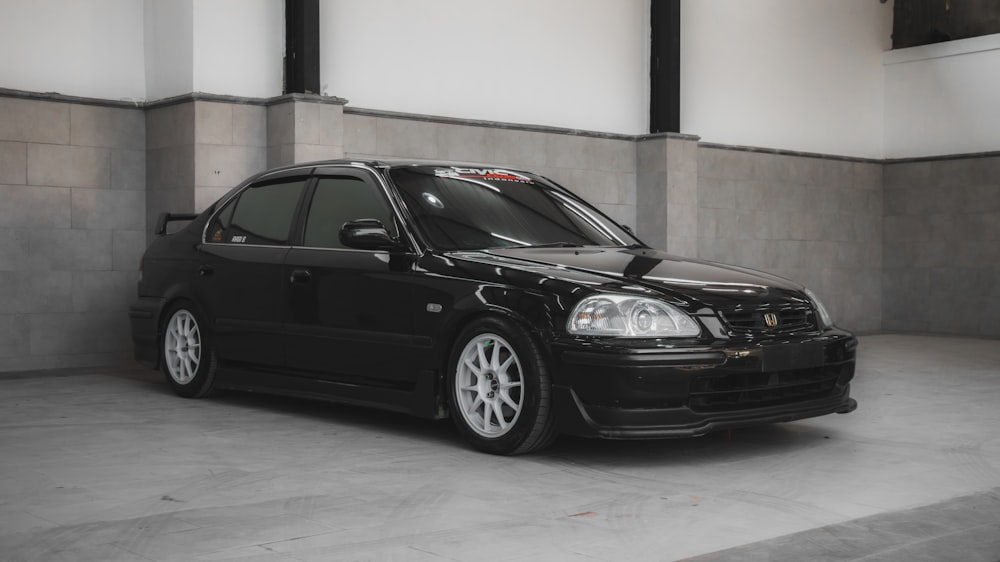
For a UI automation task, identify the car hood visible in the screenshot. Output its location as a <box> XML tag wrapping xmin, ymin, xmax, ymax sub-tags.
<box><xmin>449</xmin><ymin>246</ymin><xmax>804</xmax><ymax>307</ymax></box>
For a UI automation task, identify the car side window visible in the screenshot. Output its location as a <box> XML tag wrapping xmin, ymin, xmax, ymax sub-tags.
<box><xmin>207</xmin><ymin>179</ymin><xmax>307</xmax><ymax>245</ymax></box>
<box><xmin>303</xmin><ymin>176</ymin><xmax>396</xmax><ymax>249</ymax></box>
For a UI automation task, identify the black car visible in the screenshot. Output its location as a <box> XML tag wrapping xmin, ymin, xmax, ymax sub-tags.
<box><xmin>129</xmin><ymin>160</ymin><xmax>857</xmax><ymax>455</ymax></box>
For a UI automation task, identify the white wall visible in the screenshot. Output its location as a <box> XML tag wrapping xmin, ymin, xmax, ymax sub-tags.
<box><xmin>0</xmin><ymin>0</ymin><xmax>145</xmax><ymax>101</ymax></box>
<box><xmin>320</xmin><ymin>0</ymin><xmax>649</xmax><ymax>135</ymax></box>
<box><xmin>144</xmin><ymin>0</ymin><xmax>193</xmax><ymax>100</ymax></box>
<box><xmin>884</xmin><ymin>33</ymin><xmax>1000</xmax><ymax>158</ymax></box>
<box><xmin>193</xmin><ymin>0</ymin><xmax>283</xmax><ymax>99</ymax></box>
<box><xmin>680</xmin><ymin>0</ymin><xmax>892</xmax><ymax>159</ymax></box>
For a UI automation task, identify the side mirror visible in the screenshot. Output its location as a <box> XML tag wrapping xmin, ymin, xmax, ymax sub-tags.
<box><xmin>339</xmin><ymin>219</ymin><xmax>407</xmax><ymax>252</ymax></box>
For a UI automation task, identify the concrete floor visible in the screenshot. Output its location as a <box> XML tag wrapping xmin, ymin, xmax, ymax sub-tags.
<box><xmin>2</xmin><ymin>334</ymin><xmax>999</xmax><ymax>561</ymax></box>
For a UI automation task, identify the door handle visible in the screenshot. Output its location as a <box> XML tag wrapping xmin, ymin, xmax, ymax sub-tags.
<box><xmin>199</xmin><ymin>265</ymin><xmax>214</xmax><ymax>277</ymax></box>
<box><xmin>290</xmin><ymin>268</ymin><xmax>312</xmax><ymax>284</ymax></box>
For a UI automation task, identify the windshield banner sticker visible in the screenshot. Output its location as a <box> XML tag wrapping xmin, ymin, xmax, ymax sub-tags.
<box><xmin>434</xmin><ymin>167</ymin><xmax>533</xmax><ymax>183</ymax></box>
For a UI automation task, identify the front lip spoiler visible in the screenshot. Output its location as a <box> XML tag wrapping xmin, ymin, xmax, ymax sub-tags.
<box><xmin>555</xmin><ymin>387</ymin><xmax>857</xmax><ymax>439</ymax></box>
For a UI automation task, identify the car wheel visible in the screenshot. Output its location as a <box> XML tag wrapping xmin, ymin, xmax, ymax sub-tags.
<box><xmin>448</xmin><ymin>317</ymin><xmax>558</xmax><ymax>455</ymax></box>
<box><xmin>161</xmin><ymin>301</ymin><xmax>217</xmax><ymax>398</ymax></box>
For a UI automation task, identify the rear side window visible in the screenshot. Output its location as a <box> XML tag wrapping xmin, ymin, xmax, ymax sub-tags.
<box><xmin>207</xmin><ymin>179</ymin><xmax>307</xmax><ymax>245</ymax></box>
<box><xmin>303</xmin><ymin>177</ymin><xmax>395</xmax><ymax>249</ymax></box>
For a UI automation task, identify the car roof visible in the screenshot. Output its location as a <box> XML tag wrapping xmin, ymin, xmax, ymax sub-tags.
<box><xmin>258</xmin><ymin>159</ymin><xmax>536</xmax><ymax>176</ymax></box>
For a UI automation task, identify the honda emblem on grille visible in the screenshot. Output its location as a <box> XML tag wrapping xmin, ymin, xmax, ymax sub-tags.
<box><xmin>763</xmin><ymin>313</ymin><xmax>779</xmax><ymax>327</ymax></box>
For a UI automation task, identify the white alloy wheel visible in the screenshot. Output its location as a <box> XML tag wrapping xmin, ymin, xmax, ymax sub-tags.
<box><xmin>455</xmin><ymin>333</ymin><xmax>524</xmax><ymax>438</ymax></box>
<box><xmin>164</xmin><ymin>309</ymin><xmax>202</xmax><ymax>385</ymax></box>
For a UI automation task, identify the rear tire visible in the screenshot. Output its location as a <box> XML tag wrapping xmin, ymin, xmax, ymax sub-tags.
<box><xmin>448</xmin><ymin>317</ymin><xmax>558</xmax><ymax>455</ymax></box>
<box><xmin>161</xmin><ymin>301</ymin><xmax>217</xmax><ymax>398</ymax></box>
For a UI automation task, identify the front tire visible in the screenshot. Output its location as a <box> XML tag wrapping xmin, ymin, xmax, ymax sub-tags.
<box><xmin>448</xmin><ymin>317</ymin><xmax>557</xmax><ymax>455</ymax></box>
<box><xmin>161</xmin><ymin>301</ymin><xmax>217</xmax><ymax>398</ymax></box>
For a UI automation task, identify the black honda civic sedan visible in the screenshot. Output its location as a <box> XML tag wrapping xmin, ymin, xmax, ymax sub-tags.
<box><xmin>129</xmin><ymin>160</ymin><xmax>857</xmax><ymax>455</ymax></box>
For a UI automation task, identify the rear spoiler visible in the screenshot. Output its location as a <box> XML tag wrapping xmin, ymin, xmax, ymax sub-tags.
<box><xmin>154</xmin><ymin>212</ymin><xmax>199</xmax><ymax>236</ymax></box>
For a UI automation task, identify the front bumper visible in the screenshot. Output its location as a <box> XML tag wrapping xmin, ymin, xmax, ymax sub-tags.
<box><xmin>551</xmin><ymin>332</ymin><xmax>858</xmax><ymax>439</ymax></box>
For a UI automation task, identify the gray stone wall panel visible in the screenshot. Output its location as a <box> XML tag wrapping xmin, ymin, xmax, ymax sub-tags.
<box><xmin>374</xmin><ymin>118</ymin><xmax>440</xmax><ymax>160</ymax></box>
<box><xmin>0</xmin><ymin>229</ymin><xmax>28</xmax><ymax>271</ymax></box>
<box><xmin>0</xmin><ymin>185</ymin><xmax>72</xmax><ymax>229</ymax></box>
<box><xmin>343</xmin><ymin>114</ymin><xmax>377</xmax><ymax>156</ymax></box>
<box><xmin>71</xmin><ymin>188</ymin><xmax>145</xmax><ymax>231</ymax></box>
<box><xmin>232</xmin><ymin>104</ymin><xmax>267</xmax><ymax>147</ymax></box>
<box><xmin>112</xmin><ymin>230</ymin><xmax>146</xmax><ymax>272</ymax></box>
<box><xmin>266</xmin><ymin>102</ymin><xmax>295</xmax><ymax>148</ymax></box>
<box><xmin>0</xmin><ymin>314</ymin><xmax>29</xmax><ymax>359</ymax></box>
<box><xmin>319</xmin><ymin>104</ymin><xmax>344</xmax><ymax>148</ymax></box>
<box><xmin>0</xmin><ymin>98</ymin><xmax>70</xmax><ymax>145</ymax></box>
<box><xmin>146</xmin><ymin>103</ymin><xmax>194</xmax><ymax>150</ymax></box>
<box><xmin>0</xmin><ymin>141</ymin><xmax>27</xmax><ymax>184</ymax></box>
<box><xmin>146</xmin><ymin>146</ymin><xmax>195</xmax><ymax>192</ymax></box>
<box><xmin>12</xmin><ymin>270</ymin><xmax>74</xmax><ymax>313</ymax></box>
<box><xmin>70</xmin><ymin>105</ymin><xmax>144</xmax><ymax>149</ymax></box>
<box><xmin>882</xmin><ymin>155</ymin><xmax>1000</xmax><ymax>337</ymax></box>
<box><xmin>25</xmin><ymin>229</ymin><xmax>113</xmax><ymax>272</ymax></box>
<box><xmin>194</xmin><ymin>144</ymin><xmax>266</xmax><ymax>188</ymax></box>
<box><xmin>28</xmin><ymin>312</ymin><xmax>130</xmax><ymax>356</ymax></box>
<box><xmin>71</xmin><ymin>270</ymin><xmax>139</xmax><ymax>313</ymax></box>
<box><xmin>489</xmin><ymin>129</ymin><xmax>548</xmax><ymax>168</ymax></box>
<box><xmin>111</xmin><ymin>149</ymin><xmax>146</xmax><ymax>191</ymax></box>
<box><xmin>291</xmin><ymin>102</ymin><xmax>320</xmax><ymax>145</ymax></box>
<box><xmin>27</xmin><ymin>144</ymin><xmax>111</xmax><ymax>189</ymax></box>
<box><xmin>292</xmin><ymin>143</ymin><xmax>343</xmax><ymax>164</ymax></box>
<box><xmin>194</xmin><ymin>101</ymin><xmax>234</xmax><ymax>145</ymax></box>
<box><xmin>435</xmin><ymin>123</ymin><xmax>490</xmax><ymax>162</ymax></box>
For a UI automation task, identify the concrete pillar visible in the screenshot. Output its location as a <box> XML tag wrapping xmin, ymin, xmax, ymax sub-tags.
<box><xmin>266</xmin><ymin>94</ymin><xmax>346</xmax><ymax>167</ymax></box>
<box><xmin>145</xmin><ymin>100</ymin><xmax>195</xmax><ymax>240</ymax></box>
<box><xmin>635</xmin><ymin>133</ymin><xmax>700</xmax><ymax>256</ymax></box>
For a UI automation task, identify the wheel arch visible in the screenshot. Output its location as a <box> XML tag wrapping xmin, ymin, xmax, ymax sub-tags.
<box><xmin>429</xmin><ymin>288</ymin><xmax>559</xmax><ymax>406</ymax></box>
<box><xmin>150</xmin><ymin>284</ymin><xmax>212</xmax><ymax>368</ymax></box>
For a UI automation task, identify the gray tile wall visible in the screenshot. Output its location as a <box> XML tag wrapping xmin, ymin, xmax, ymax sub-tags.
<box><xmin>695</xmin><ymin>148</ymin><xmax>883</xmax><ymax>333</ymax></box>
<box><xmin>0</xmin><ymin>97</ymin><xmax>145</xmax><ymax>371</ymax></box>
<box><xmin>267</xmin><ymin>98</ymin><xmax>344</xmax><ymax>169</ymax></box>
<box><xmin>146</xmin><ymin>100</ymin><xmax>271</xmax><ymax>224</ymax></box>
<box><xmin>146</xmin><ymin>101</ymin><xmax>194</xmax><ymax>239</ymax></box>
<box><xmin>883</xmin><ymin>156</ymin><xmax>1000</xmax><ymax>337</ymax></box>
<box><xmin>195</xmin><ymin>101</ymin><xmax>267</xmax><ymax>211</ymax></box>
<box><xmin>636</xmin><ymin>136</ymin><xmax>699</xmax><ymax>256</ymax></box>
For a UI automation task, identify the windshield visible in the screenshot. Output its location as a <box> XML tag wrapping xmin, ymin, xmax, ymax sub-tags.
<box><xmin>388</xmin><ymin>166</ymin><xmax>639</xmax><ymax>251</ymax></box>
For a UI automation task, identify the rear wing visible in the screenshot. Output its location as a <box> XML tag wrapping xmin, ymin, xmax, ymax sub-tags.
<box><xmin>154</xmin><ymin>212</ymin><xmax>199</xmax><ymax>236</ymax></box>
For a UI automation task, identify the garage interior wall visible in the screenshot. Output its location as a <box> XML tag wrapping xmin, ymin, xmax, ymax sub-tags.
<box><xmin>680</xmin><ymin>0</ymin><xmax>892</xmax><ymax>159</ymax></box>
<box><xmin>1</xmin><ymin>1</ymin><xmax>998</xmax><ymax>372</ymax></box>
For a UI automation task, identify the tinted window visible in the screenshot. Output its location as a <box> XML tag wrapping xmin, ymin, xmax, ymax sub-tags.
<box><xmin>389</xmin><ymin>166</ymin><xmax>637</xmax><ymax>251</ymax></box>
<box><xmin>303</xmin><ymin>176</ymin><xmax>395</xmax><ymax>249</ymax></box>
<box><xmin>207</xmin><ymin>179</ymin><xmax>307</xmax><ymax>245</ymax></box>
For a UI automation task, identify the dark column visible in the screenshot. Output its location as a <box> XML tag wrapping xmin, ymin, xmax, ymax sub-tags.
<box><xmin>649</xmin><ymin>0</ymin><xmax>680</xmax><ymax>134</ymax></box>
<box><xmin>892</xmin><ymin>0</ymin><xmax>1000</xmax><ymax>49</ymax></box>
<box><xmin>284</xmin><ymin>0</ymin><xmax>321</xmax><ymax>94</ymax></box>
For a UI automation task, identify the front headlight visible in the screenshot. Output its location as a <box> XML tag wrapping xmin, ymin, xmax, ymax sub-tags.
<box><xmin>804</xmin><ymin>288</ymin><xmax>833</xmax><ymax>329</ymax></box>
<box><xmin>567</xmin><ymin>295</ymin><xmax>700</xmax><ymax>337</ymax></box>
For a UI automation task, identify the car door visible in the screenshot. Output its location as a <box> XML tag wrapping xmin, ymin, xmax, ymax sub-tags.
<box><xmin>196</xmin><ymin>171</ymin><xmax>311</xmax><ymax>368</ymax></box>
<box><xmin>282</xmin><ymin>167</ymin><xmax>427</xmax><ymax>389</ymax></box>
